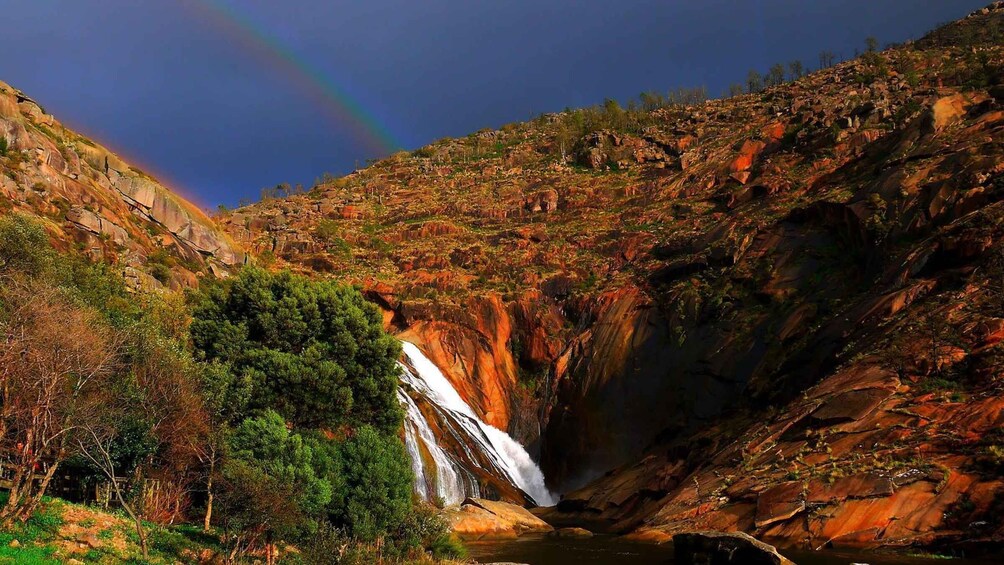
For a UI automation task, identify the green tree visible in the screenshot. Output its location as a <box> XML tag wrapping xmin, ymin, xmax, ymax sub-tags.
<box><xmin>190</xmin><ymin>266</ymin><xmax>403</xmax><ymax>432</ymax></box>
<box><xmin>217</xmin><ymin>411</ymin><xmax>332</xmax><ymax>559</ymax></box>
<box><xmin>746</xmin><ymin>70</ymin><xmax>764</xmax><ymax>93</ymax></box>
<box><xmin>767</xmin><ymin>63</ymin><xmax>786</xmax><ymax>87</ymax></box>
<box><xmin>227</xmin><ymin>411</ymin><xmax>332</xmax><ymax>517</ymax></box>
<box><xmin>638</xmin><ymin>90</ymin><xmax>664</xmax><ymax>111</ymax></box>
<box><xmin>601</xmin><ymin>98</ymin><xmax>625</xmax><ymax>130</ymax></box>
<box><xmin>788</xmin><ymin>60</ymin><xmax>805</xmax><ymax>81</ymax></box>
<box><xmin>314</xmin><ymin>426</ymin><xmax>412</xmax><ymax>541</ymax></box>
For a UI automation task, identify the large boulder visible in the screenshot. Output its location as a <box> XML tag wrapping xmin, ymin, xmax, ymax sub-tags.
<box><xmin>673</xmin><ymin>532</ymin><xmax>795</xmax><ymax>565</ymax></box>
<box><xmin>444</xmin><ymin>498</ymin><xmax>553</xmax><ymax>540</ymax></box>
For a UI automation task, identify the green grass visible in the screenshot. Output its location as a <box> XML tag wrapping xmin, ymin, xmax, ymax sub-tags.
<box><xmin>0</xmin><ymin>495</ymin><xmax>65</xmax><ymax>565</ymax></box>
<box><xmin>0</xmin><ymin>544</ymin><xmax>61</xmax><ymax>565</ymax></box>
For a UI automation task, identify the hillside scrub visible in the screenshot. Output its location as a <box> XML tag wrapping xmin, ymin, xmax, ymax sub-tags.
<box><xmin>0</xmin><ymin>213</ymin><xmax>464</xmax><ymax>563</ymax></box>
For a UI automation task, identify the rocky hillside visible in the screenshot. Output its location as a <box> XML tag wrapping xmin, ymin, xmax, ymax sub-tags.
<box><xmin>0</xmin><ymin>82</ymin><xmax>242</xmax><ymax>287</ymax></box>
<box><xmin>223</xmin><ymin>3</ymin><xmax>1004</xmax><ymax>552</ymax></box>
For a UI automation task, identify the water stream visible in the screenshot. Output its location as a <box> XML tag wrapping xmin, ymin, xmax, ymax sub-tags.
<box><xmin>466</xmin><ymin>535</ymin><xmax>1002</xmax><ymax>565</ymax></box>
<box><xmin>397</xmin><ymin>341</ymin><xmax>557</xmax><ymax>507</ymax></box>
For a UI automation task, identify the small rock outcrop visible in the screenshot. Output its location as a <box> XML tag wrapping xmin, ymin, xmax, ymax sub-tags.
<box><xmin>548</xmin><ymin>527</ymin><xmax>593</xmax><ymax>538</ymax></box>
<box><xmin>444</xmin><ymin>498</ymin><xmax>553</xmax><ymax>540</ymax></box>
<box><xmin>673</xmin><ymin>532</ymin><xmax>795</xmax><ymax>565</ymax></box>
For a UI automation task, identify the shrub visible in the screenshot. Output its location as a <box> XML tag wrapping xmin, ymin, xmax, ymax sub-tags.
<box><xmin>150</xmin><ymin>262</ymin><xmax>172</xmax><ymax>284</ymax></box>
<box><xmin>0</xmin><ymin>212</ymin><xmax>55</xmax><ymax>277</ymax></box>
<box><xmin>0</xmin><ymin>136</ymin><xmax>8</xmax><ymax>157</ymax></box>
<box><xmin>394</xmin><ymin>503</ymin><xmax>466</xmax><ymax>560</ymax></box>
<box><xmin>216</xmin><ymin>411</ymin><xmax>333</xmax><ymax>554</ymax></box>
<box><xmin>190</xmin><ymin>266</ymin><xmax>403</xmax><ymax>432</ymax></box>
<box><xmin>314</xmin><ymin>219</ymin><xmax>341</xmax><ymax>242</ymax></box>
<box><xmin>312</xmin><ymin>426</ymin><xmax>412</xmax><ymax>541</ymax></box>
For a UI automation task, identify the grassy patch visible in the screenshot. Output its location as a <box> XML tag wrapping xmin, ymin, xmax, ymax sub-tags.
<box><xmin>0</xmin><ymin>497</ymin><xmax>64</xmax><ymax>565</ymax></box>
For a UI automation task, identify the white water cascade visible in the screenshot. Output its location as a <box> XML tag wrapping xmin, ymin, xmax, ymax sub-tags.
<box><xmin>397</xmin><ymin>341</ymin><xmax>557</xmax><ymax>507</ymax></box>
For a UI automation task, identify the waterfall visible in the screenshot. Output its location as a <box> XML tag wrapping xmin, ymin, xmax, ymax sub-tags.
<box><xmin>397</xmin><ymin>341</ymin><xmax>557</xmax><ymax>507</ymax></box>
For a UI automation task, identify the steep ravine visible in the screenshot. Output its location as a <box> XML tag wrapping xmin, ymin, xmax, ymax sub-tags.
<box><xmin>220</xmin><ymin>3</ymin><xmax>1004</xmax><ymax>552</ymax></box>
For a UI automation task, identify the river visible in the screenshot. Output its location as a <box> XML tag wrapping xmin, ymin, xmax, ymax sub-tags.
<box><xmin>465</xmin><ymin>534</ymin><xmax>1002</xmax><ymax>565</ymax></box>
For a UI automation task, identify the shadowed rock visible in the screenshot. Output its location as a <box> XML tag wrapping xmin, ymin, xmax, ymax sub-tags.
<box><xmin>673</xmin><ymin>532</ymin><xmax>795</xmax><ymax>565</ymax></box>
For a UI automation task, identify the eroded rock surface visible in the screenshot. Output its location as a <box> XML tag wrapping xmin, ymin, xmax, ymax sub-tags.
<box><xmin>0</xmin><ymin>80</ymin><xmax>242</xmax><ymax>287</ymax></box>
<box><xmin>445</xmin><ymin>498</ymin><xmax>553</xmax><ymax>540</ymax></box>
<box><xmin>223</xmin><ymin>3</ymin><xmax>1004</xmax><ymax>552</ymax></box>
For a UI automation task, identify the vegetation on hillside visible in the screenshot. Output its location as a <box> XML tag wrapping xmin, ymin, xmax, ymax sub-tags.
<box><xmin>0</xmin><ymin>213</ymin><xmax>463</xmax><ymax>563</ymax></box>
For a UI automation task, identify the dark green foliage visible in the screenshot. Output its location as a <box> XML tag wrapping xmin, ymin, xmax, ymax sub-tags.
<box><xmin>0</xmin><ymin>136</ymin><xmax>8</xmax><ymax>157</ymax></box>
<box><xmin>150</xmin><ymin>263</ymin><xmax>171</xmax><ymax>284</ymax></box>
<box><xmin>915</xmin><ymin>10</ymin><xmax>1004</xmax><ymax>50</ymax></box>
<box><xmin>311</xmin><ymin>426</ymin><xmax>412</xmax><ymax>541</ymax></box>
<box><xmin>943</xmin><ymin>49</ymin><xmax>1002</xmax><ymax>90</ymax></box>
<box><xmin>190</xmin><ymin>266</ymin><xmax>403</xmax><ymax>432</ymax></box>
<box><xmin>64</xmin><ymin>416</ymin><xmax>158</xmax><ymax>491</ymax></box>
<box><xmin>147</xmin><ymin>248</ymin><xmax>175</xmax><ymax>285</ymax></box>
<box><xmin>314</xmin><ymin>219</ymin><xmax>341</xmax><ymax>242</ymax></box>
<box><xmin>218</xmin><ymin>411</ymin><xmax>333</xmax><ymax>543</ymax></box>
<box><xmin>228</xmin><ymin>411</ymin><xmax>332</xmax><ymax>517</ymax></box>
<box><xmin>394</xmin><ymin>504</ymin><xmax>466</xmax><ymax>560</ymax></box>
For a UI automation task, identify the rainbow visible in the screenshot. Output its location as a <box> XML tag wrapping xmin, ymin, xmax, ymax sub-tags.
<box><xmin>182</xmin><ymin>0</ymin><xmax>403</xmax><ymax>158</ymax></box>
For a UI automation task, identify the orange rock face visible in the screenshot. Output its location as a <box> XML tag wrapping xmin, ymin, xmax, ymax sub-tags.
<box><xmin>397</xmin><ymin>295</ymin><xmax>519</xmax><ymax>430</ymax></box>
<box><xmin>220</xmin><ymin>4</ymin><xmax>1004</xmax><ymax>554</ymax></box>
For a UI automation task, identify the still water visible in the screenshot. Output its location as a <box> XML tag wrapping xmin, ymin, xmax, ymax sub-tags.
<box><xmin>465</xmin><ymin>534</ymin><xmax>1002</xmax><ymax>565</ymax></box>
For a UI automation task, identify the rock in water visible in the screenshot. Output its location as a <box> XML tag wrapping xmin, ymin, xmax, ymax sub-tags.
<box><xmin>548</xmin><ymin>527</ymin><xmax>594</xmax><ymax>538</ymax></box>
<box><xmin>673</xmin><ymin>531</ymin><xmax>795</xmax><ymax>565</ymax></box>
<box><xmin>445</xmin><ymin>498</ymin><xmax>553</xmax><ymax>540</ymax></box>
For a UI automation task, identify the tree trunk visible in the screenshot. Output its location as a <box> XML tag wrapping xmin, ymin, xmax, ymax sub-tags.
<box><xmin>203</xmin><ymin>456</ymin><xmax>214</xmax><ymax>532</ymax></box>
<box><xmin>17</xmin><ymin>460</ymin><xmax>60</xmax><ymax>522</ymax></box>
<box><xmin>111</xmin><ymin>479</ymin><xmax>148</xmax><ymax>560</ymax></box>
<box><xmin>0</xmin><ymin>463</ymin><xmax>31</xmax><ymax>526</ymax></box>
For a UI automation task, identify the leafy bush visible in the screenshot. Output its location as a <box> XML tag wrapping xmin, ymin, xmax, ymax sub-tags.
<box><xmin>314</xmin><ymin>219</ymin><xmax>341</xmax><ymax>242</ymax></box>
<box><xmin>190</xmin><ymin>266</ymin><xmax>403</xmax><ymax>432</ymax></box>
<box><xmin>0</xmin><ymin>136</ymin><xmax>8</xmax><ymax>157</ymax></box>
<box><xmin>310</xmin><ymin>426</ymin><xmax>413</xmax><ymax>541</ymax></box>
<box><xmin>0</xmin><ymin>212</ymin><xmax>55</xmax><ymax>277</ymax></box>
<box><xmin>394</xmin><ymin>503</ymin><xmax>466</xmax><ymax>560</ymax></box>
<box><xmin>150</xmin><ymin>262</ymin><xmax>172</xmax><ymax>284</ymax></box>
<box><xmin>227</xmin><ymin>411</ymin><xmax>333</xmax><ymax>519</ymax></box>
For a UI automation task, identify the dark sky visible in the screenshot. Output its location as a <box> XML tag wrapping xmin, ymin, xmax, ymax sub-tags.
<box><xmin>1</xmin><ymin>1</ymin><xmax>987</xmax><ymax>208</ymax></box>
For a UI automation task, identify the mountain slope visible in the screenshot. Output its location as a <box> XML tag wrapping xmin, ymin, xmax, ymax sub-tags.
<box><xmin>223</xmin><ymin>3</ymin><xmax>1004</xmax><ymax>551</ymax></box>
<box><xmin>0</xmin><ymin>81</ymin><xmax>242</xmax><ymax>286</ymax></box>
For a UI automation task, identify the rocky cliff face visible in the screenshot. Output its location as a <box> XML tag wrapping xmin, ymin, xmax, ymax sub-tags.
<box><xmin>223</xmin><ymin>3</ymin><xmax>1004</xmax><ymax>551</ymax></box>
<box><xmin>0</xmin><ymin>81</ymin><xmax>242</xmax><ymax>286</ymax></box>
